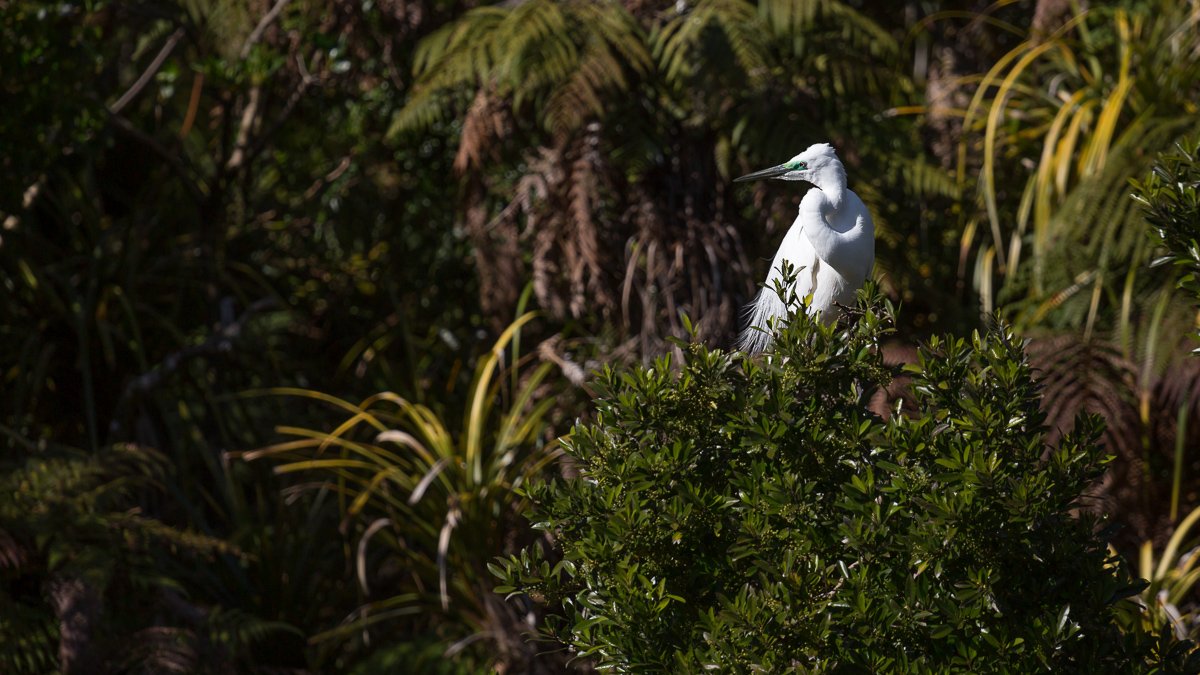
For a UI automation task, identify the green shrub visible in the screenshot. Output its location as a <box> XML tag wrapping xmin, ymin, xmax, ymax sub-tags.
<box><xmin>1133</xmin><ymin>138</ymin><xmax>1200</xmax><ymax>328</ymax></box>
<box><xmin>496</xmin><ymin>280</ymin><xmax>1195</xmax><ymax>672</ymax></box>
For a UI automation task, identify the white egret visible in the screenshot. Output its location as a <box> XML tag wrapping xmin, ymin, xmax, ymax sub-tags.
<box><xmin>734</xmin><ymin>143</ymin><xmax>875</xmax><ymax>353</ymax></box>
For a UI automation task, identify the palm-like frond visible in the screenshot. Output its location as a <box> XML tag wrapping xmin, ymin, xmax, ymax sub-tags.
<box><xmin>655</xmin><ymin>0</ymin><xmax>768</xmax><ymax>85</ymax></box>
<box><xmin>391</xmin><ymin>0</ymin><xmax>649</xmax><ymax>146</ymax></box>
<box><xmin>1119</xmin><ymin>505</ymin><xmax>1200</xmax><ymax>641</ymax></box>
<box><xmin>0</xmin><ymin>443</ymin><xmax>268</xmax><ymax>675</ymax></box>
<box><xmin>656</xmin><ymin>0</ymin><xmax>902</xmax><ymax>101</ymax></box>
<box><xmin>1028</xmin><ymin>331</ymin><xmax>1200</xmax><ymax>549</ymax></box>
<box><xmin>960</xmin><ymin>1</ymin><xmax>1200</xmax><ymax>346</ymax></box>
<box><xmin>240</xmin><ymin>314</ymin><xmax>563</xmax><ymax>669</ymax></box>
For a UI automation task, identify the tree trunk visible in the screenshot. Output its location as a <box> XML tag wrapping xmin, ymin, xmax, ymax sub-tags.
<box><xmin>48</xmin><ymin>575</ymin><xmax>102</xmax><ymax>675</ymax></box>
<box><xmin>1032</xmin><ymin>0</ymin><xmax>1081</xmax><ymax>38</ymax></box>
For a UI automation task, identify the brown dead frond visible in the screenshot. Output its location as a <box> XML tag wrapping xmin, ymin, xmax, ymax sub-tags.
<box><xmin>455</xmin><ymin>86</ymin><xmax>509</xmax><ymax>173</ymax></box>
<box><xmin>1028</xmin><ymin>334</ymin><xmax>1200</xmax><ymax>549</ymax></box>
<box><xmin>0</xmin><ymin>528</ymin><xmax>27</xmax><ymax>570</ymax></box>
<box><xmin>124</xmin><ymin>626</ymin><xmax>200</xmax><ymax>674</ymax></box>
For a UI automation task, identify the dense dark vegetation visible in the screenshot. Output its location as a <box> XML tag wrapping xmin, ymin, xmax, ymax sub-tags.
<box><xmin>3</xmin><ymin>0</ymin><xmax>1200</xmax><ymax>672</ymax></box>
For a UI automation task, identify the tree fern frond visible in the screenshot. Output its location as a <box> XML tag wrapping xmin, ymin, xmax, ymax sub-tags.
<box><xmin>411</xmin><ymin>22</ymin><xmax>456</xmax><ymax>78</ymax></box>
<box><xmin>497</xmin><ymin>0</ymin><xmax>575</xmax><ymax>93</ymax></box>
<box><xmin>822</xmin><ymin>2</ymin><xmax>899</xmax><ymax>57</ymax></box>
<box><xmin>712</xmin><ymin>0</ymin><xmax>772</xmax><ymax>85</ymax></box>
<box><xmin>455</xmin><ymin>89</ymin><xmax>498</xmax><ymax>172</ymax></box>
<box><xmin>566</xmin><ymin>150</ymin><xmax>603</xmax><ymax>317</ymax></box>
<box><xmin>655</xmin><ymin>2</ymin><xmax>714</xmax><ymax>84</ymax></box>
<box><xmin>545</xmin><ymin>41</ymin><xmax>616</xmax><ymax>137</ymax></box>
<box><xmin>511</xmin><ymin>32</ymin><xmax>578</xmax><ymax>109</ymax></box>
<box><xmin>206</xmin><ymin>607</ymin><xmax>302</xmax><ymax>649</ymax></box>
<box><xmin>884</xmin><ymin>153</ymin><xmax>960</xmax><ymax>200</ymax></box>
<box><xmin>394</xmin><ymin>8</ymin><xmax>510</xmax><ymax>136</ymax></box>
<box><xmin>413</xmin><ymin>8</ymin><xmax>506</xmax><ymax>81</ymax></box>
<box><xmin>578</xmin><ymin>2</ymin><xmax>651</xmax><ymax>73</ymax></box>
<box><xmin>388</xmin><ymin>88</ymin><xmax>454</xmax><ymax>138</ymax></box>
<box><xmin>0</xmin><ymin>605</ymin><xmax>58</xmax><ymax>675</ymax></box>
<box><xmin>119</xmin><ymin>626</ymin><xmax>200</xmax><ymax>674</ymax></box>
<box><xmin>758</xmin><ymin>0</ymin><xmax>820</xmax><ymax>38</ymax></box>
<box><xmin>396</xmin><ymin>0</ymin><xmax>647</xmax><ymax>141</ymax></box>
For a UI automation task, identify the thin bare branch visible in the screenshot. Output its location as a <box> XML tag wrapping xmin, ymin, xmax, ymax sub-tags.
<box><xmin>224</xmin><ymin>85</ymin><xmax>262</xmax><ymax>171</ymax></box>
<box><xmin>302</xmin><ymin>155</ymin><xmax>353</xmax><ymax>201</ymax></box>
<box><xmin>109</xmin><ymin>27</ymin><xmax>186</xmax><ymax>115</ymax></box>
<box><xmin>240</xmin><ymin>0</ymin><xmax>292</xmax><ymax>59</ymax></box>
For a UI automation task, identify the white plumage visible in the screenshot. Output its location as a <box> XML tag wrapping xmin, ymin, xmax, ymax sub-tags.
<box><xmin>734</xmin><ymin>143</ymin><xmax>875</xmax><ymax>353</ymax></box>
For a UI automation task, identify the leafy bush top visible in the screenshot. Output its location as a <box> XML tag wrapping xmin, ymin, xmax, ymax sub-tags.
<box><xmin>1134</xmin><ymin>138</ymin><xmax>1200</xmax><ymax>330</ymax></box>
<box><xmin>497</xmin><ymin>286</ymin><xmax>1190</xmax><ymax>672</ymax></box>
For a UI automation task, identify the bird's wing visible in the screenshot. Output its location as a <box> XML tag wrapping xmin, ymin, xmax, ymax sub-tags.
<box><xmin>771</xmin><ymin>223</ymin><xmax>820</xmax><ymax>300</ymax></box>
<box><xmin>737</xmin><ymin>220</ymin><xmax>818</xmax><ymax>353</ymax></box>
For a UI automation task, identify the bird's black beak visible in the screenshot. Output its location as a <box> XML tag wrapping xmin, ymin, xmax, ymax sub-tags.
<box><xmin>734</xmin><ymin>163</ymin><xmax>790</xmax><ymax>183</ymax></box>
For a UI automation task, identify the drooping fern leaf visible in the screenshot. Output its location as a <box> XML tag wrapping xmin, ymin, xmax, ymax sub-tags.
<box><xmin>392</xmin><ymin>0</ymin><xmax>649</xmax><ymax>146</ymax></box>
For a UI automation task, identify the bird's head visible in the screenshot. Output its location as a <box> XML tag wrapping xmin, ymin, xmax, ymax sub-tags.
<box><xmin>734</xmin><ymin>143</ymin><xmax>845</xmax><ymax>189</ymax></box>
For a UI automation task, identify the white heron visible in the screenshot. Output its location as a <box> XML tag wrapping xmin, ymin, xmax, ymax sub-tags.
<box><xmin>734</xmin><ymin>143</ymin><xmax>875</xmax><ymax>353</ymax></box>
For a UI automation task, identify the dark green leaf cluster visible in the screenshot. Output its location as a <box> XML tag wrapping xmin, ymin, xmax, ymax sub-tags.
<box><xmin>497</xmin><ymin>289</ymin><xmax>1192</xmax><ymax>672</ymax></box>
<box><xmin>1133</xmin><ymin>138</ymin><xmax>1200</xmax><ymax>328</ymax></box>
<box><xmin>0</xmin><ymin>444</ymin><xmax>255</xmax><ymax>674</ymax></box>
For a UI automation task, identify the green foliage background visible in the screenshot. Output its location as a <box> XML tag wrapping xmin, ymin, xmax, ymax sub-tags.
<box><xmin>3</xmin><ymin>0</ymin><xmax>1200</xmax><ymax>672</ymax></box>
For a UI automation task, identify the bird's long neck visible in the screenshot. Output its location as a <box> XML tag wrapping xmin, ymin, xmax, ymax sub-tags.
<box><xmin>799</xmin><ymin>163</ymin><xmax>867</xmax><ymax>274</ymax></box>
<box><xmin>812</xmin><ymin>164</ymin><xmax>847</xmax><ymax>213</ymax></box>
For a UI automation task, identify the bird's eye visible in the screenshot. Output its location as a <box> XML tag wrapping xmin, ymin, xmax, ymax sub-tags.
<box><xmin>787</xmin><ymin>160</ymin><xmax>807</xmax><ymax>170</ymax></box>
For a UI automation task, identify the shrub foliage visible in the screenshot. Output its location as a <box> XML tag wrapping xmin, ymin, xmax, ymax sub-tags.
<box><xmin>1134</xmin><ymin>138</ymin><xmax>1200</xmax><ymax>325</ymax></box>
<box><xmin>497</xmin><ymin>284</ymin><xmax>1192</xmax><ymax>672</ymax></box>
